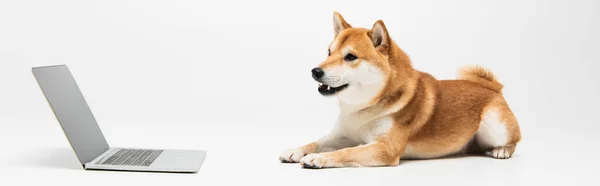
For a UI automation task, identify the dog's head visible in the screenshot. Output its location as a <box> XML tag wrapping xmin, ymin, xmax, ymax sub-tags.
<box><xmin>312</xmin><ymin>12</ymin><xmax>406</xmax><ymax>105</ymax></box>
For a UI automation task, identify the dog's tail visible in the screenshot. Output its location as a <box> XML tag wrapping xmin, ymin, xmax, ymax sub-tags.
<box><xmin>457</xmin><ymin>66</ymin><xmax>504</xmax><ymax>93</ymax></box>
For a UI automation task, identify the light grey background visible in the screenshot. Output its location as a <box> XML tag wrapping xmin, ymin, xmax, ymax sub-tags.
<box><xmin>1</xmin><ymin>0</ymin><xmax>598</xmax><ymax>185</ymax></box>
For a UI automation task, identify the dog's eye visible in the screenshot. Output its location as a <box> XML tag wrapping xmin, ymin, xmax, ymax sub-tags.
<box><xmin>328</xmin><ymin>49</ymin><xmax>331</xmax><ymax>56</ymax></box>
<box><xmin>344</xmin><ymin>53</ymin><xmax>357</xmax><ymax>61</ymax></box>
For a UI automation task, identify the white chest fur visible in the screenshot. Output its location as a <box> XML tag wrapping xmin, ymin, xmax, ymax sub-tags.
<box><xmin>332</xmin><ymin>101</ymin><xmax>403</xmax><ymax>145</ymax></box>
<box><xmin>333</xmin><ymin>115</ymin><xmax>394</xmax><ymax>144</ymax></box>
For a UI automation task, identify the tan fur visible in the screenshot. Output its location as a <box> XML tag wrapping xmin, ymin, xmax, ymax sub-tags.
<box><xmin>458</xmin><ymin>66</ymin><xmax>504</xmax><ymax>93</ymax></box>
<box><xmin>280</xmin><ymin>12</ymin><xmax>522</xmax><ymax>168</ymax></box>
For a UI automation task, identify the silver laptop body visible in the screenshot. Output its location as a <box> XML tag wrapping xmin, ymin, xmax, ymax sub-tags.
<box><xmin>32</xmin><ymin>65</ymin><xmax>206</xmax><ymax>173</ymax></box>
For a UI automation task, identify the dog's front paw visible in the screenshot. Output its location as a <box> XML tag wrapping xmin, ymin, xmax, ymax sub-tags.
<box><xmin>279</xmin><ymin>148</ymin><xmax>308</xmax><ymax>163</ymax></box>
<box><xmin>299</xmin><ymin>154</ymin><xmax>330</xmax><ymax>169</ymax></box>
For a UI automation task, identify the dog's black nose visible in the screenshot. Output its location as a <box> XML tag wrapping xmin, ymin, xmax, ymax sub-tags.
<box><xmin>312</xmin><ymin>67</ymin><xmax>324</xmax><ymax>79</ymax></box>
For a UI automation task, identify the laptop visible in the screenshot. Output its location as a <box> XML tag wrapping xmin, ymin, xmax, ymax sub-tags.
<box><xmin>32</xmin><ymin>65</ymin><xmax>206</xmax><ymax>173</ymax></box>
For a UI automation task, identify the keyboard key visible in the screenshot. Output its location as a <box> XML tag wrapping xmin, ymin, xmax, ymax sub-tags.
<box><xmin>141</xmin><ymin>150</ymin><xmax>163</xmax><ymax>166</ymax></box>
<box><xmin>122</xmin><ymin>150</ymin><xmax>144</xmax><ymax>165</ymax></box>
<box><xmin>98</xmin><ymin>149</ymin><xmax>162</xmax><ymax>167</ymax></box>
<box><xmin>111</xmin><ymin>149</ymin><xmax>135</xmax><ymax>165</ymax></box>
<box><xmin>101</xmin><ymin>149</ymin><xmax>128</xmax><ymax>165</ymax></box>
<box><xmin>131</xmin><ymin>150</ymin><xmax>152</xmax><ymax>166</ymax></box>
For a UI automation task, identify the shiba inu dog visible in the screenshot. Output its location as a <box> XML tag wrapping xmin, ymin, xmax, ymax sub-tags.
<box><xmin>279</xmin><ymin>12</ymin><xmax>522</xmax><ymax>169</ymax></box>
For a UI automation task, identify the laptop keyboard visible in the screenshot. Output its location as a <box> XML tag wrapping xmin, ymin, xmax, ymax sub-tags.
<box><xmin>99</xmin><ymin>149</ymin><xmax>163</xmax><ymax>166</ymax></box>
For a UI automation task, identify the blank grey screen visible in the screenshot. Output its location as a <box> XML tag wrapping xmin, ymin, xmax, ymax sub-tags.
<box><xmin>33</xmin><ymin>65</ymin><xmax>109</xmax><ymax>165</ymax></box>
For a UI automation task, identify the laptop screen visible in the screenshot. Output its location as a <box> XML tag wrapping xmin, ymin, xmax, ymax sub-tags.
<box><xmin>33</xmin><ymin>65</ymin><xmax>110</xmax><ymax>165</ymax></box>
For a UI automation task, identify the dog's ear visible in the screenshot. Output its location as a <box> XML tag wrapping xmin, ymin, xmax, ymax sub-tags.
<box><xmin>370</xmin><ymin>20</ymin><xmax>390</xmax><ymax>54</ymax></box>
<box><xmin>333</xmin><ymin>12</ymin><xmax>352</xmax><ymax>36</ymax></box>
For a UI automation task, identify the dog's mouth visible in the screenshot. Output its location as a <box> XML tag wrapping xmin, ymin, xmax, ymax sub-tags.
<box><xmin>317</xmin><ymin>83</ymin><xmax>349</xmax><ymax>96</ymax></box>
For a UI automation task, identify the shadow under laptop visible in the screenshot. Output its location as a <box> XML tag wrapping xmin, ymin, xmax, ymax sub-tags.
<box><xmin>13</xmin><ymin>147</ymin><xmax>82</xmax><ymax>170</ymax></box>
